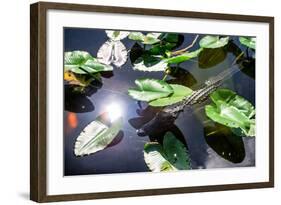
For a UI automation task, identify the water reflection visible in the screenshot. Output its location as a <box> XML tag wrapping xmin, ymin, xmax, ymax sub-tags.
<box><xmin>167</xmin><ymin>66</ymin><xmax>197</xmax><ymax>87</ymax></box>
<box><xmin>204</xmin><ymin>122</ymin><xmax>245</xmax><ymax>163</ymax></box>
<box><xmin>64</xmin><ymin>28</ymin><xmax>255</xmax><ymax>175</ymax></box>
<box><xmin>198</xmin><ymin>47</ymin><xmax>227</xmax><ymax>69</ymax></box>
<box><xmin>227</xmin><ymin>40</ymin><xmax>255</xmax><ymax>79</ymax></box>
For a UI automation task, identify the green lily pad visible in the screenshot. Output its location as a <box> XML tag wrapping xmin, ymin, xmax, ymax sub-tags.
<box><xmin>105</xmin><ymin>30</ymin><xmax>130</xmax><ymax>41</ymax></box>
<box><xmin>74</xmin><ymin>114</ymin><xmax>123</xmax><ymax>156</ymax></box>
<box><xmin>144</xmin><ymin>132</ymin><xmax>191</xmax><ymax>172</ymax></box>
<box><xmin>64</xmin><ymin>51</ymin><xmax>113</xmax><ymax>74</ymax></box>
<box><xmin>149</xmin><ymin>84</ymin><xmax>193</xmax><ymax>107</ymax></box>
<box><xmin>165</xmin><ymin>48</ymin><xmax>202</xmax><ymax>64</ymax></box>
<box><xmin>205</xmin><ymin>89</ymin><xmax>255</xmax><ymax>137</ymax></box>
<box><xmin>133</xmin><ymin>55</ymin><xmax>168</xmax><ymax>72</ymax></box>
<box><xmin>128</xmin><ymin>78</ymin><xmax>173</xmax><ymax>102</ymax></box>
<box><xmin>199</xmin><ymin>35</ymin><xmax>229</xmax><ymax>48</ymax></box>
<box><xmin>239</xmin><ymin>37</ymin><xmax>256</xmax><ymax>49</ymax></box>
<box><xmin>128</xmin><ymin>32</ymin><xmax>161</xmax><ymax>45</ymax></box>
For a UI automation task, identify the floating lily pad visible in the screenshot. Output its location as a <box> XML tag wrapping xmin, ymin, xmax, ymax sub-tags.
<box><xmin>199</xmin><ymin>36</ymin><xmax>229</xmax><ymax>49</ymax></box>
<box><xmin>239</xmin><ymin>37</ymin><xmax>256</xmax><ymax>49</ymax></box>
<box><xmin>149</xmin><ymin>84</ymin><xmax>193</xmax><ymax>107</ymax></box>
<box><xmin>128</xmin><ymin>78</ymin><xmax>173</xmax><ymax>102</ymax></box>
<box><xmin>205</xmin><ymin>89</ymin><xmax>255</xmax><ymax>137</ymax></box>
<box><xmin>105</xmin><ymin>30</ymin><xmax>130</xmax><ymax>41</ymax></box>
<box><xmin>144</xmin><ymin>132</ymin><xmax>191</xmax><ymax>172</ymax></box>
<box><xmin>64</xmin><ymin>51</ymin><xmax>113</xmax><ymax>74</ymax></box>
<box><xmin>128</xmin><ymin>32</ymin><xmax>161</xmax><ymax>44</ymax></box>
<box><xmin>97</xmin><ymin>40</ymin><xmax>128</xmax><ymax>67</ymax></box>
<box><xmin>74</xmin><ymin>114</ymin><xmax>123</xmax><ymax>156</ymax></box>
<box><xmin>133</xmin><ymin>55</ymin><xmax>168</xmax><ymax>72</ymax></box>
<box><xmin>165</xmin><ymin>48</ymin><xmax>202</xmax><ymax>64</ymax></box>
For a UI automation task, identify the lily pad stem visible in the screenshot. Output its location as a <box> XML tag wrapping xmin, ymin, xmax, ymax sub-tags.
<box><xmin>171</xmin><ymin>35</ymin><xmax>199</xmax><ymax>56</ymax></box>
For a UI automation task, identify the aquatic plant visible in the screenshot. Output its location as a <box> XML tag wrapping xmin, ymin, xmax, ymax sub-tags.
<box><xmin>144</xmin><ymin>132</ymin><xmax>191</xmax><ymax>172</ymax></box>
<box><xmin>64</xmin><ymin>30</ymin><xmax>256</xmax><ymax>173</ymax></box>
<box><xmin>205</xmin><ymin>89</ymin><xmax>255</xmax><ymax>137</ymax></box>
<box><xmin>74</xmin><ymin>113</ymin><xmax>123</xmax><ymax>156</ymax></box>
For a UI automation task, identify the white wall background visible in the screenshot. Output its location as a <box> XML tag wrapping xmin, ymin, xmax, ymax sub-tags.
<box><xmin>0</xmin><ymin>0</ymin><xmax>279</xmax><ymax>204</ymax></box>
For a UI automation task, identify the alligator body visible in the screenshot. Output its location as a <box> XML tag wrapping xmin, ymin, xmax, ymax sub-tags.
<box><xmin>136</xmin><ymin>65</ymin><xmax>240</xmax><ymax>136</ymax></box>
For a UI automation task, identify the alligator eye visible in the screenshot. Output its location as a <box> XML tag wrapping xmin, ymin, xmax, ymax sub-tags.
<box><xmin>136</xmin><ymin>128</ymin><xmax>147</xmax><ymax>137</ymax></box>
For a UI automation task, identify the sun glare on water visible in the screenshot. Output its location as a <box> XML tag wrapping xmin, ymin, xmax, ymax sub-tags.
<box><xmin>106</xmin><ymin>103</ymin><xmax>122</xmax><ymax>122</ymax></box>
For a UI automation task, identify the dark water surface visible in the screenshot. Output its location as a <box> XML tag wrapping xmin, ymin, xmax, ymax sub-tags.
<box><xmin>64</xmin><ymin>28</ymin><xmax>255</xmax><ymax>176</ymax></box>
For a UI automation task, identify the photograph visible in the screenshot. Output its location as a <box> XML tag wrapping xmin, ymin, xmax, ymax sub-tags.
<box><xmin>63</xmin><ymin>28</ymin><xmax>256</xmax><ymax>176</ymax></box>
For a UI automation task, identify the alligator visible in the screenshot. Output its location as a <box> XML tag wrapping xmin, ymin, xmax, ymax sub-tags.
<box><xmin>136</xmin><ymin>63</ymin><xmax>242</xmax><ymax>136</ymax></box>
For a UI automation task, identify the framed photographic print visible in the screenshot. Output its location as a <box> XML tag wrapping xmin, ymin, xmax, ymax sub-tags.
<box><xmin>30</xmin><ymin>1</ymin><xmax>274</xmax><ymax>202</ymax></box>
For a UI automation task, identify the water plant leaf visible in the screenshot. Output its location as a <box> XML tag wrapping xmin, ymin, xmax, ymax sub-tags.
<box><xmin>74</xmin><ymin>115</ymin><xmax>123</xmax><ymax>156</ymax></box>
<box><xmin>105</xmin><ymin>30</ymin><xmax>130</xmax><ymax>41</ymax></box>
<box><xmin>144</xmin><ymin>132</ymin><xmax>190</xmax><ymax>172</ymax></box>
<box><xmin>97</xmin><ymin>40</ymin><xmax>128</xmax><ymax>67</ymax></box>
<box><xmin>133</xmin><ymin>55</ymin><xmax>168</xmax><ymax>72</ymax></box>
<box><xmin>205</xmin><ymin>89</ymin><xmax>255</xmax><ymax>137</ymax></box>
<box><xmin>239</xmin><ymin>37</ymin><xmax>256</xmax><ymax>49</ymax></box>
<box><xmin>64</xmin><ymin>70</ymin><xmax>97</xmax><ymax>87</ymax></box>
<box><xmin>149</xmin><ymin>84</ymin><xmax>193</xmax><ymax>107</ymax></box>
<box><xmin>165</xmin><ymin>48</ymin><xmax>202</xmax><ymax>64</ymax></box>
<box><xmin>128</xmin><ymin>78</ymin><xmax>173</xmax><ymax>102</ymax></box>
<box><xmin>128</xmin><ymin>32</ymin><xmax>161</xmax><ymax>44</ymax></box>
<box><xmin>199</xmin><ymin>36</ymin><xmax>229</xmax><ymax>48</ymax></box>
<box><xmin>64</xmin><ymin>51</ymin><xmax>113</xmax><ymax>74</ymax></box>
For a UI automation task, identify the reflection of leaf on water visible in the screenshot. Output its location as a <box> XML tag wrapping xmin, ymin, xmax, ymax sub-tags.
<box><xmin>144</xmin><ymin>132</ymin><xmax>191</xmax><ymax>172</ymax></box>
<box><xmin>64</xmin><ymin>85</ymin><xmax>96</xmax><ymax>113</ymax></box>
<box><xmin>227</xmin><ymin>41</ymin><xmax>255</xmax><ymax>79</ymax></box>
<box><xmin>204</xmin><ymin>122</ymin><xmax>245</xmax><ymax>163</ymax></box>
<box><xmin>129</xmin><ymin>43</ymin><xmax>144</xmax><ymax>65</ymax></box>
<box><xmin>167</xmin><ymin>66</ymin><xmax>197</xmax><ymax>87</ymax></box>
<box><xmin>198</xmin><ymin>47</ymin><xmax>227</xmax><ymax>69</ymax></box>
<box><xmin>74</xmin><ymin>114</ymin><xmax>123</xmax><ymax>156</ymax></box>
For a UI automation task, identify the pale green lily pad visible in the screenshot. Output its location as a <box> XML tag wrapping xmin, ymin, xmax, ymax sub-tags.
<box><xmin>129</xmin><ymin>32</ymin><xmax>161</xmax><ymax>44</ymax></box>
<box><xmin>149</xmin><ymin>84</ymin><xmax>193</xmax><ymax>107</ymax></box>
<box><xmin>128</xmin><ymin>78</ymin><xmax>173</xmax><ymax>102</ymax></box>
<box><xmin>199</xmin><ymin>36</ymin><xmax>229</xmax><ymax>48</ymax></box>
<box><xmin>133</xmin><ymin>55</ymin><xmax>168</xmax><ymax>72</ymax></box>
<box><xmin>64</xmin><ymin>51</ymin><xmax>113</xmax><ymax>74</ymax></box>
<box><xmin>144</xmin><ymin>132</ymin><xmax>191</xmax><ymax>172</ymax></box>
<box><xmin>105</xmin><ymin>30</ymin><xmax>130</xmax><ymax>41</ymax></box>
<box><xmin>165</xmin><ymin>48</ymin><xmax>203</xmax><ymax>64</ymax></box>
<box><xmin>74</xmin><ymin>115</ymin><xmax>123</xmax><ymax>156</ymax></box>
<box><xmin>205</xmin><ymin>89</ymin><xmax>255</xmax><ymax>137</ymax></box>
<box><xmin>239</xmin><ymin>37</ymin><xmax>256</xmax><ymax>49</ymax></box>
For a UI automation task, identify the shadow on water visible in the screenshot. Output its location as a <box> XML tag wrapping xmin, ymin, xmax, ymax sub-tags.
<box><xmin>167</xmin><ymin>66</ymin><xmax>197</xmax><ymax>87</ymax></box>
<box><xmin>107</xmin><ymin>131</ymin><xmax>124</xmax><ymax>148</ymax></box>
<box><xmin>204</xmin><ymin>122</ymin><xmax>246</xmax><ymax>163</ymax></box>
<box><xmin>227</xmin><ymin>40</ymin><xmax>255</xmax><ymax>79</ymax></box>
<box><xmin>198</xmin><ymin>47</ymin><xmax>227</xmax><ymax>69</ymax></box>
<box><xmin>129</xmin><ymin>105</ymin><xmax>189</xmax><ymax>148</ymax></box>
<box><xmin>64</xmin><ymin>80</ymin><xmax>103</xmax><ymax>113</ymax></box>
